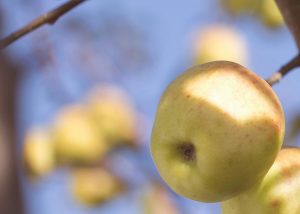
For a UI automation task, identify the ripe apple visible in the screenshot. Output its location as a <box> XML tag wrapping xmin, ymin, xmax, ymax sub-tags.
<box><xmin>23</xmin><ymin>128</ymin><xmax>56</xmax><ymax>178</ymax></box>
<box><xmin>151</xmin><ymin>61</ymin><xmax>285</xmax><ymax>202</ymax></box>
<box><xmin>87</xmin><ymin>84</ymin><xmax>139</xmax><ymax>148</ymax></box>
<box><xmin>71</xmin><ymin>167</ymin><xmax>124</xmax><ymax>206</ymax></box>
<box><xmin>53</xmin><ymin>105</ymin><xmax>108</xmax><ymax>164</ymax></box>
<box><xmin>259</xmin><ymin>0</ymin><xmax>284</xmax><ymax>28</ymax></box>
<box><xmin>193</xmin><ymin>25</ymin><xmax>248</xmax><ymax>66</ymax></box>
<box><xmin>222</xmin><ymin>147</ymin><xmax>300</xmax><ymax>214</ymax></box>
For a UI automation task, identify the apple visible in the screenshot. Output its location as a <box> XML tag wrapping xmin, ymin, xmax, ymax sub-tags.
<box><xmin>53</xmin><ymin>105</ymin><xmax>108</xmax><ymax>164</ymax></box>
<box><xmin>23</xmin><ymin>128</ymin><xmax>56</xmax><ymax>178</ymax></box>
<box><xmin>220</xmin><ymin>0</ymin><xmax>261</xmax><ymax>16</ymax></box>
<box><xmin>222</xmin><ymin>147</ymin><xmax>300</xmax><ymax>214</ymax></box>
<box><xmin>71</xmin><ymin>167</ymin><xmax>124</xmax><ymax>206</ymax></box>
<box><xmin>86</xmin><ymin>84</ymin><xmax>139</xmax><ymax>148</ymax></box>
<box><xmin>259</xmin><ymin>0</ymin><xmax>284</xmax><ymax>28</ymax></box>
<box><xmin>193</xmin><ymin>25</ymin><xmax>248</xmax><ymax>66</ymax></box>
<box><xmin>151</xmin><ymin>61</ymin><xmax>285</xmax><ymax>202</ymax></box>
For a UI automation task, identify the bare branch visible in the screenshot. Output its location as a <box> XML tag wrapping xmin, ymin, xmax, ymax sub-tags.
<box><xmin>266</xmin><ymin>54</ymin><xmax>300</xmax><ymax>86</ymax></box>
<box><xmin>0</xmin><ymin>0</ymin><xmax>87</xmax><ymax>50</ymax></box>
<box><xmin>265</xmin><ymin>1</ymin><xmax>300</xmax><ymax>86</ymax></box>
<box><xmin>276</xmin><ymin>0</ymin><xmax>300</xmax><ymax>49</ymax></box>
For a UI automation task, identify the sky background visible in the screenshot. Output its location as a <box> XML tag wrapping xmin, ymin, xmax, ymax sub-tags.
<box><xmin>1</xmin><ymin>0</ymin><xmax>300</xmax><ymax>213</ymax></box>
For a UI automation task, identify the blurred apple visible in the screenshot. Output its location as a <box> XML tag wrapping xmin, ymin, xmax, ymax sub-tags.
<box><xmin>259</xmin><ymin>0</ymin><xmax>284</xmax><ymax>28</ymax></box>
<box><xmin>87</xmin><ymin>84</ymin><xmax>139</xmax><ymax>148</ymax></box>
<box><xmin>71</xmin><ymin>167</ymin><xmax>124</xmax><ymax>206</ymax></box>
<box><xmin>53</xmin><ymin>105</ymin><xmax>108</xmax><ymax>164</ymax></box>
<box><xmin>193</xmin><ymin>25</ymin><xmax>248</xmax><ymax>66</ymax></box>
<box><xmin>23</xmin><ymin>128</ymin><xmax>56</xmax><ymax>178</ymax></box>
<box><xmin>220</xmin><ymin>0</ymin><xmax>260</xmax><ymax>16</ymax></box>
<box><xmin>222</xmin><ymin>148</ymin><xmax>300</xmax><ymax>214</ymax></box>
<box><xmin>151</xmin><ymin>61</ymin><xmax>284</xmax><ymax>202</ymax></box>
<box><xmin>143</xmin><ymin>182</ymin><xmax>180</xmax><ymax>214</ymax></box>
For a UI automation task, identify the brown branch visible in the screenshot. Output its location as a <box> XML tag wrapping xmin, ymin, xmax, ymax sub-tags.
<box><xmin>266</xmin><ymin>54</ymin><xmax>300</xmax><ymax>86</ymax></box>
<box><xmin>276</xmin><ymin>0</ymin><xmax>300</xmax><ymax>49</ymax></box>
<box><xmin>265</xmin><ymin>1</ymin><xmax>300</xmax><ymax>86</ymax></box>
<box><xmin>0</xmin><ymin>53</ymin><xmax>24</xmax><ymax>214</ymax></box>
<box><xmin>0</xmin><ymin>0</ymin><xmax>87</xmax><ymax>50</ymax></box>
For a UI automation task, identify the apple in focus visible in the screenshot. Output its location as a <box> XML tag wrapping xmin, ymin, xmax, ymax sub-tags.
<box><xmin>151</xmin><ymin>61</ymin><xmax>285</xmax><ymax>202</ymax></box>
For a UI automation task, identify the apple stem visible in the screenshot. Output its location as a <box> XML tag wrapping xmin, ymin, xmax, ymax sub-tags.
<box><xmin>266</xmin><ymin>54</ymin><xmax>300</xmax><ymax>86</ymax></box>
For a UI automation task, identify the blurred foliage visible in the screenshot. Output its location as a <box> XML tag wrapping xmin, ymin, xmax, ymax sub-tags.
<box><xmin>27</xmin><ymin>14</ymin><xmax>153</xmax><ymax>92</ymax></box>
<box><xmin>220</xmin><ymin>0</ymin><xmax>284</xmax><ymax>29</ymax></box>
<box><xmin>67</xmin><ymin>15</ymin><xmax>152</xmax><ymax>73</ymax></box>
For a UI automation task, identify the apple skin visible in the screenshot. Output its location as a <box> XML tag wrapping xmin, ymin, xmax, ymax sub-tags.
<box><xmin>193</xmin><ymin>25</ymin><xmax>247</xmax><ymax>66</ymax></box>
<box><xmin>151</xmin><ymin>61</ymin><xmax>285</xmax><ymax>202</ymax></box>
<box><xmin>222</xmin><ymin>148</ymin><xmax>300</xmax><ymax>214</ymax></box>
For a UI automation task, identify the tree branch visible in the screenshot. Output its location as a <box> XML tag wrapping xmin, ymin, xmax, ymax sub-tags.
<box><xmin>266</xmin><ymin>54</ymin><xmax>300</xmax><ymax>86</ymax></box>
<box><xmin>265</xmin><ymin>0</ymin><xmax>300</xmax><ymax>86</ymax></box>
<box><xmin>276</xmin><ymin>0</ymin><xmax>300</xmax><ymax>49</ymax></box>
<box><xmin>0</xmin><ymin>0</ymin><xmax>87</xmax><ymax>50</ymax></box>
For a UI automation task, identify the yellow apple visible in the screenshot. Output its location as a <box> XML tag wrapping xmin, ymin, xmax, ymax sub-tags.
<box><xmin>23</xmin><ymin>128</ymin><xmax>56</xmax><ymax>177</ymax></box>
<box><xmin>260</xmin><ymin>0</ymin><xmax>284</xmax><ymax>28</ymax></box>
<box><xmin>151</xmin><ymin>61</ymin><xmax>284</xmax><ymax>202</ymax></box>
<box><xmin>193</xmin><ymin>25</ymin><xmax>248</xmax><ymax>66</ymax></box>
<box><xmin>71</xmin><ymin>167</ymin><xmax>124</xmax><ymax>206</ymax></box>
<box><xmin>53</xmin><ymin>105</ymin><xmax>108</xmax><ymax>164</ymax></box>
<box><xmin>87</xmin><ymin>84</ymin><xmax>138</xmax><ymax>148</ymax></box>
<box><xmin>222</xmin><ymin>148</ymin><xmax>300</xmax><ymax>214</ymax></box>
<box><xmin>220</xmin><ymin>0</ymin><xmax>261</xmax><ymax>16</ymax></box>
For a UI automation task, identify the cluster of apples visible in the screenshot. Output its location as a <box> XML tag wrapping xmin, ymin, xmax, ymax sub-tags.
<box><xmin>221</xmin><ymin>0</ymin><xmax>284</xmax><ymax>28</ymax></box>
<box><xmin>23</xmin><ymin>84</ymin><xmax>140</xmax><ymax>206</ymax></box>
<box><xmin>151</xmin><ymin>60</ymin><xmax>300</xmax><ymax>213</ymax></box>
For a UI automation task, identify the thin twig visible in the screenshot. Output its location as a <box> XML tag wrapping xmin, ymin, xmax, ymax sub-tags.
<box><xmin>0</xmin><ymin>0</ymin><xmax>87</xmax><ymax>50</ymax></box>
<box><xmin>266</xmin><ymin>54</ymin><xmax>300</xmax><ymax>86</ymax></box>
